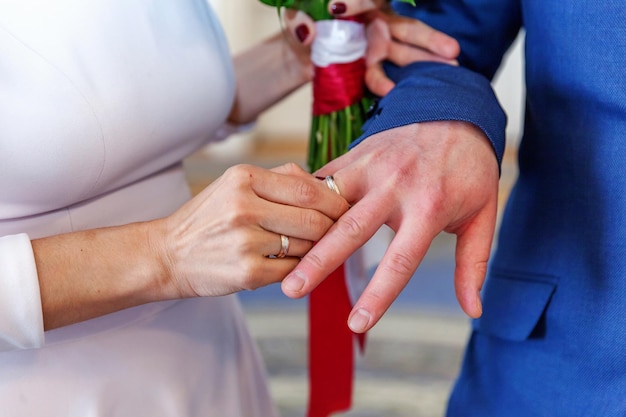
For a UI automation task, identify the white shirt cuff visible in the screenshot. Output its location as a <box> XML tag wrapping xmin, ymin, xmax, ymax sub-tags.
<box><xmin>209</xmin><ymin>121</ymin><xmax>256</xmax><ymax>143</ymax></box>
<box><xmin>0</xmin><ymin>234</ymin><xmax>45</xmax><ymax>351</ymax></box>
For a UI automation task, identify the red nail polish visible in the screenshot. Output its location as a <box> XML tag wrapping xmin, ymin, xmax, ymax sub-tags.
<box><xmin>331</xmin><ymin>2</ymin><xmax>347</xmax><ymax>15</ymax></box>
<box><xmin>295</xmin><ymin>24</ymin><xmax>309</xmax><ymax>43</ymax></box>
<box><xmin>315</xmin><ymin>176</ymin><xmax>326</xmax><ymax>181</ymax></box>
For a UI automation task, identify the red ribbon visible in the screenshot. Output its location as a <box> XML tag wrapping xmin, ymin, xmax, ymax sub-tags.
<box><xmin>307</xmin><ymin>23</ymin><xmax>368</xmax><ymax>415</ymax></box>
<box><xmin>312</xmin><ymin>58</ymin><xmax>366</xmax><ymax>116</ymax></box>
<box><xmin>307</xmin><ymin>265</ymin><xmax>354</xmax><ymax>417</ymax></box>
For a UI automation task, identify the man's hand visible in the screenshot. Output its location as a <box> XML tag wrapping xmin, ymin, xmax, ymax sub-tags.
<box><xmin>281</xmin><ymin>121</ymin><xmax>499</xmax><ymax>332</ymax></box>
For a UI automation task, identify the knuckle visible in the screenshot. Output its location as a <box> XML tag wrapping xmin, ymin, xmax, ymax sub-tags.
<box><xmin>228</xmin><ymin>230</ymin><xmax>255</xmax><ymax>254</ymax></box>
<box><xmin>474</xmin><ymin>260</ymin><xmax>489</xmax><ymax>279</ymax></box>
<box><xmin>382</xmin><ymin>251</ymin><xmax>416</xmax><ymax>281</ymax></box>
<box><xmin>224</xmin><ymin>201</ymin><xmax>255</xmax><ymax>227</ymax></box>
<box><xmin>301</xmin><ymin>210</ymin><xmax>330</xmax><ymax>236</ymax></box>
<box><xmin>283</xmin><ymin>162</ymin><xmax>303</xmax><ymax>174</ymax></box>
<box><xmin>224</xmin><ymin>164</ymin><xmax>254</xmax><ymax>185</ymax></box>
<box><xmin>336</xmin><ymin>214</ymin><xmax>366</xmax><ymax>242</ymax></box>
<box><xmin>293</xmin><ymin>179</ymin><xmax>318</xmax><ymax>207</ymax></box>
<box><xmin>302</xmin><ymin>250</ymin><xmax>325</xmax><ymax>272</ymax></box>
<box><xmin>423</xmin><ymin>191</ymin><xmax>447</xmax><ymax>219</ymax></box>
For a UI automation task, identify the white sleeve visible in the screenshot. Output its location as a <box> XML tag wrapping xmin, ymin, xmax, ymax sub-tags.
<box><xmin>208</xmin><ymin>122</ymin><xmax>255</xmax><ymax>144</ymax></box>
<box><xmin>0</xmin><ymin>234</ymin><xmax>45</xmax><ymax>351</ymax></box>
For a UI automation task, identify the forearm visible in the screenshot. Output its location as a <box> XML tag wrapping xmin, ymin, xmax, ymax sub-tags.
<box><xmin>228</xmin><ymin>32</ymin><xmax>313</xmax><ymax>124</ymax></box>
<box><xmin>32</xmin><ymin>220</ymin><xmax>175</xmax><ymax>330</ymax></box>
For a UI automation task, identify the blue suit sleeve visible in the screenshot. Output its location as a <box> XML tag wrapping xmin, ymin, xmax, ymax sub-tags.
<box><xmin>351</xmin><ymin>0</ymin><xmax>523</xmax><ymax>171</ymax></box>
<box><xmin>395</xmin><ymin>0</ymin><xmax>522</xmax><ymax>78</ymax></box>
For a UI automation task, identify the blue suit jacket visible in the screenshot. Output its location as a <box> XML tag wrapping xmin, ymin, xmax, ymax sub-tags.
<box><xmin>354</xmin><ymin>1</ymin><xmax>626</xmax><ymax>415</ymax></box>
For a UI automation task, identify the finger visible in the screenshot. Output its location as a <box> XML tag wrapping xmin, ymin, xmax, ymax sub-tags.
<box><xmin>453</xmin><ymin>200</ymin><xmax>497</xmax><ymax>318</ymax></box>
<box><xmin>387</xmin><ymin>42</ymin><xmax>458</xmax><ymax>67</ymax></box>
<box><xmin>365</xmin><ymin>17</ymin><xmax>390</xmax><ymax>64</ymax></box>
<box><xmin>283</xmin><ymin>8</ymin><xmax>316</xmax><ymax>45</ymax></box>
<box><xmin>281</xmin><ymin>191</ymin><xmax>386</xmax><ymax>298</ymax></box>
<box><xmin>363</xmin><ymin>17</ymin><xmax>395</xmax><ymax>96</ymax></box>
<box><xmin>230</xmin><ymin>226</ymin><xmax>313</xmax><ymax>260</ymax></box>
<box><xmin>258</xmin><ymin>201</ymin><xmax>336</xmax><ymax>242</ymax></box>
<box><xmin>243</xmin><ymin>164</ymin><xmax>349</xmax><ymax>220</ymax></box>
<box><xmin>218</xmin><ymin>231</ymin><xmax>314</xmax><ymax>292</ymax></box>
<box><xmin>328</xmin><ymin>0</ymin><xmax>381</xmax><ymax>17</ymax></box>
<box><xmin>227</xmin><ymin>220</ymin><xmax>315</xmax><ymax>259</ymax></box>
<box><xmin>261</xmin><ymin>167</ymin><xmax>344</xmax><ymax>240</ymax></box>
<box><xmin>205</xmin><ymin>232</ymin><xmax>303</xmax><ymax>293</ymax></box>
<box><xmin>346</xmin><ymin>218</ymin><xmax>437</xmax><ymax>333</ymax></box>
<box><xmin>387</xmin><ymin>15</ymin><xmax>460</xmax><ymax>59</ymax></box>
<box><xmin>270</xmin><ymin>162</ymin><xmax>309</xmax><ymax>176</ymax></box>
<box><xmin>260</xmin><ymin>231</ymin><xmax>314</xmax><ymax>259</ymax></box>
<box><xmin>365</xmin><ymin>63</ymin><xmax>395</xmax><ymax>96</ymax></box>
<box><xmin>242</xmin><ymin>257</ymin><xmax>301</xmax><ymax>290</ymax></box>
<box><xmin>272</xmin><ymin>163</ymin><xmax>349</xmax><ymax>217</ymax></box>
<box><xmin>313</xmin><ymin>156</ymin><xmax>369</xmax><ymax>205</ymax></box>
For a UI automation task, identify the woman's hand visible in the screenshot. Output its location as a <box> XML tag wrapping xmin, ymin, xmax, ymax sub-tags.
<box><xmin>155</xmin><ymin>163</ymin><xmax>349</xmax><ymax>298</ymax></box>
<box><xmin>283</xmin><ymin>0</ymin><xmax>460</xmax><ymax>96</ymax></box>
<box><xmin>32</xmin><ymin>163</ymin><xmax>346</xmax><ymax>331</ymax></box>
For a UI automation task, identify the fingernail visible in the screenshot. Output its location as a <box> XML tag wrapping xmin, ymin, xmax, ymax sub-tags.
<box><xmin>295</xmin><ymin>24</ymin><xmax>309</xmax><ymax>43</ymax></box>
<box><xmin>283</xmin><ymin>271</ymin><xmax>306</xmax><ymax>293</ymax></box>
<box><xmin>348</xmin><ymin>308</ymin><xmax>371</xmax><ymax>333</ymax></box>
<box><xmin>330</xmin><ymin>2</ymin><xmax>347</xmax><ymax>15</ymax></box>
<box><xmin>315</xmin><ymin>176</ymin><xmax>325</xmax><ymax>181</ymax></box>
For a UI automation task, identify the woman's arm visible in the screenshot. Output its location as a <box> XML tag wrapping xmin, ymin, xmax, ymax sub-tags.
<box><xmin>32</xmin><ymin>221</ymin><xmax>166</xmax><ymax>331</ymax></box>
<box><xmin>28</xmin><ymin>164</ymin><xmax>348</xmax><ymax>331</ymax></box>
<box><xmin>228</xmin><ymin>32</ymin><xmax>313</xmax><ymax>124</ymax></box>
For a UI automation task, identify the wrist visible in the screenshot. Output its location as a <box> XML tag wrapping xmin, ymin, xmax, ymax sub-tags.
<box><xmin>144</xmin><ymin>218</ymin><xmax>188</xmax><ymax>301</ymax></box>
<box><xmin>32</xmin><ymin>222</ymin><xmax>181</xmax><ymax>330</ymax></box>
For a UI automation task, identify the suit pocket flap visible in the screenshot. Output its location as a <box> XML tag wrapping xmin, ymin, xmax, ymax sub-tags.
<box><xmin>473</xmin><ymin>269</ymin><xmax>558</xmax><ymax>341</ymax></box>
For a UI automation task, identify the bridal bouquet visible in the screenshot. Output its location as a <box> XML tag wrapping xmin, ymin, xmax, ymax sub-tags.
<box><xmin>259</xmin><ymin>0</ymin><xmax>414</xmax><ymax>171</ymax></box>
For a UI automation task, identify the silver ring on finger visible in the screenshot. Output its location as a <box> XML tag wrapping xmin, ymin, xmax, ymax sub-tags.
<box><xmin>325</xmin><ymin>175</ymin><xmax>341</xmax><ymax>195</ymax></box>
<box><xmin>275</xmin><ymin>234</ymin><xmax>290</xmax><ymax>258</ymax></box>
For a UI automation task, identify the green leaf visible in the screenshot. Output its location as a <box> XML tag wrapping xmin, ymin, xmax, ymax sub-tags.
<box><xmin>290</xmin><ymin>0</ymin><xmax>332</xmax><ymax>20</ymax></box>
<box><xmin>257</xmin><ymin>0</ymin><xmax>294</xmax><ymax>6</ymax></box>
<box><xmin>256</xmin><ymin>0</ymin><xmax>330</xmax><ymax>20</ymax></box>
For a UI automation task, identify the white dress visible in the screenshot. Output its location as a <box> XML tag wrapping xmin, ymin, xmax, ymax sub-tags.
<box><xmin>0</xmin><ymin>0</ymin><xmax>279</xmax><ymax>416</ymax></box>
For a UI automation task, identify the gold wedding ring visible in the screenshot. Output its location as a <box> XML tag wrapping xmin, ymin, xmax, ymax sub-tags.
<box><xmin>275</xmin><ymin>234</ymin><xmax>290</xmax><ymax>258</ymax></box>
<box><xmin>325</xmin><ymin>175</ymin><xmax>341</xmax><ymax>195</ymax></box>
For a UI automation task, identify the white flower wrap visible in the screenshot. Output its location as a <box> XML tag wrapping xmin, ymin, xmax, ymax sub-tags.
<box><xmin>311</xmin><ymin>19</ymin><xmax>367</xmax><ymax>68</ymax></box>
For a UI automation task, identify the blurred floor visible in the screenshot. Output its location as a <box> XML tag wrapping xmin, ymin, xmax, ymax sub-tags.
<box><xmin>183</xmin><ymin>135</ymin><xmax>518</xmax><ymax>417</ymax></box>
